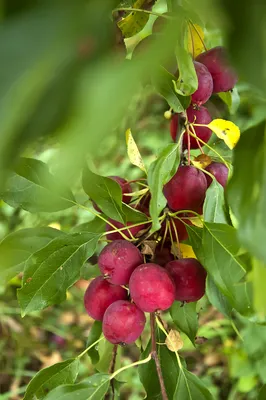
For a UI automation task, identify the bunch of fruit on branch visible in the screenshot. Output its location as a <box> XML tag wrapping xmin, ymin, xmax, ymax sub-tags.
<box><xmin>84</xmin><ymin>44</ymin><xmax>236</xmax><ymax>346</ymax></box>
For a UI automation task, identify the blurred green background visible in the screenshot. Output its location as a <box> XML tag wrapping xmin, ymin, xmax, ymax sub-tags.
<box><xmin>1</xmin><ymin>0</ymin><xmax>266</xmax><ymax>399</ymax></box>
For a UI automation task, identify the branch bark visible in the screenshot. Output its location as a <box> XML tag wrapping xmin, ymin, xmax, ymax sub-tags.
<box><xmin>150</xmin><ymin>313</ymin><xmax>169</xmax><ymax>400</ymax></box>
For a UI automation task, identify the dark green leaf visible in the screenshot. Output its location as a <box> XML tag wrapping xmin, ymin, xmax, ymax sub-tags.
<box><xmin>0</xmin><ymin>227</ymin><xmax>64</xmax><ymax>283</ymax></box>
<box><xmin>86</xmin><ymin>321</ymin><xmax>102</xmax><ymax>365</ymax></box>
<box><xmin>148</xmin><ymin>143</ymin><xmax>180</xmax><ymax>232</ymax></box>
<box><xmin>152</xmin><ymin>67</ymin><xmax>190</xmax><ymax>113</ymax></box>
<box><xmin>43</xmin><ymin>374</ymin><xmax>110</xmax><ymax>400</ymax></box>
<box><xmin>82</xmin><ymin>167</ymin><xmax>125</xmax><ymax>224</ymax></box>
<box><xmin>18</xmin><ymin>232</ymin><xmax>101</xmax><ymax>316</ymax></box>
<box><xmin>170</xmin><ymin>301</ymin><xmax>198</xmax><ymax>346</ymax></box>
<box><xmin>258</xmin><ymin>384</ymin><xmax>266</xmax><ymax>400</ymax></box>
<box><xmin>2</xmin><ymin>158</ymin><xmax>75</xmax><ymax>212</ymax></box>
<box><xmin>218</xmin><ymin>88</ymin><xmax>240</xmax><ymax>114</ymax></box>
<box><xmin>206</xmin><ymin>276</ymin><xmax>232</xmax><ymax>318</ymax></box>
<box><xmin>203</xmin><ymin>180</ymin><xmax>227</xmax><ymax>224</ymax></box>
<box><xmin>71</xmin><ymin>219</ymin><xmax>106</xmax><ymax>234</ymax></box>
<box><xmin>139</xmin><ymin>330</ymin><xmax>179</xmax><ymax>399</ymax></box>
<box><xmin>95</xmin><ymin>339</ymin><xmax>117</xmax><ymax>373</ymax></box>
<box><xmin>80</xmin><ymin>264</ymin><xmax>100</xmax><ymax>280</ymax></box>
<box><xmin>186</xmin><ymin>225</ymin><xmax>204</xmax><ymax>259</ymax></box>
<box><xmin>227</xmin><ymin>122</ymin><xmax>266</xmax><ymax>263</ymax></box>
<box><xmin>24</xmin><ymin>358</ymin><xmax>79</xmax><ymax>400</ymax></box>
<box><xmin>174</xmin><ymin>369</ymin><xmax>214</xmax><ymax>399</ymax></box>
<box><xmin>122</xmin><ymin>203</ymin><xmax>148</xmax><ymax>223</ymax></box>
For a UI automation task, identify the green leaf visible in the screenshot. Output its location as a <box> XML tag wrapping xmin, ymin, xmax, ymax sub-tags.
<box><xmin>117</xmin><ymin>0</ymin><xmax>150</xmax><ymax>38</ymax></box>
<box><xmin>86</xmin><ymin>321</ymin><xmax>102</xmax><ymax>365</ymax></box>
<box><xmin>152</xmin><ymin>67</ymin><xmax>191</xmax><ymax>113</ymax></box>
<box><xmin>18</xmin><ymin>232</ymin><xmax>101</xmax><ymax>316</ymax></box>
<box><xmin>2</xmin><ymin>158</ymin><xmax>75</xmax><ymax>212</ymax></box>
<box><xmin>23</xmin><ymin>358</ymin><xmax>79</xmax><ymax>400</ymax></box>
<box><xmin>201</xmin><ymin>223</ymin><xmax>246</xmax><ymax>300</ymax></box>
<box><xmin>227</xmin><ymin>122</ymin><xmax>266</xmax><ymax>263</ymax></box>
<box><xmin>258</xmin><ymin>384</ymin><xmax>266</xmax><ymax>400</ymax></box>
<box><xmin>218</xmin><ymin>88</ymin><xmax>240</xmax><ymax>115</ymax></box>
<box><xmin>71</xmin><ymin>219</ymin><xmax>106</xmax><ymax>234</ymax></box>
<box><xmin>82</xmin><ymin>167</ymin><xmax>125</xmax><ymax>224</ymax></box>
<box><xmin>43</xmin><ymin>374</ymin><xmax>110</xmax><ymax>400</ymax></box>
<box><xmin>0</xmin><ymin>227</ymin><xmax>64</xmax><ymax>283</ymax></box>
<box><xmin>122</xmin><ymin>203</ymin><xmax>148</xmax><ymax>223</ymax></box>
<box><xmin>174</xmin><ymin>369</ymin><xmax>214</xmax><ymax>399</ymax></box>
<box><xmin>95</xmin><ymin>339</ymin><xmax>117</xmax><ymax>373</ymax></box>
<box><xmin>170</xmin><ymin>302</ymin><xmax>198</xmax><ymax>346</ymax></box>
<box><xmin>206</xmin><ymin>276</ymin><xmax>232</xmax><ymax>318</ymax></box>
<box><xmin>139</xmin><ymin>330</ymin><xmax>180</xmax><ymax>399</ymax></box>
<box><xmin>203</xmin><ymin>180</ymin><xmax>228</xmax><ymax>224</ymax></box>
<box><xmin>148</xmin><ymin>143</ymin><xmax>180</xmax><ymax>232</ymax></box>
<box><xmin>252</xmin><ymin>258</ymin><xmax>266</xmax><ymax>320</ymax></box>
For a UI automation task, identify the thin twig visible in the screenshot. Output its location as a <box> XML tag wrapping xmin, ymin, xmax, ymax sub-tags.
<box><xmin>108</xmin><ymin>345</ymin><xmax>118</xmax><ymax>400</ymax></box>
<box><xmin>150</xmin><ymin>313</ymin><xmax>168</xmax><ymax>400</ymax></box>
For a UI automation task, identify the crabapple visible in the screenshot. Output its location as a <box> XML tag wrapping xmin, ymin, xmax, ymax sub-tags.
<box><xmin>196</xmin><ymin>46</ymin><xmax>238</xmax><ymax>93</ymax></box>
<box><xmin>154</xmin><ymin>244</ymin><xmax>174</xmax><ymax>266</ymax></box>
<box><xmin>102</xmin><ymin>300</ymin><xmax>146</xmax><ymax>344</ymax></box>
<box><xmin>163</xmin><ymin>165</ymin><xmax>207</xmax><ymax>212</ymax></box>
<box><xmin>205</xmin><ymin>162</ymin><xmax>229</xmax><ymax>188</ymax></box>
<box><xmin>84</xmin><ymin>276</ymin><xmax>128</xmax><ymax>320</ymax></box>
<box><xmin>129</xmin><ymin>263</ymin><xmax>175</xmax><ymax>312</ymax></box>
<box><xmin>105</xmin><ymin>218</ymin><xmax>147</xmax><ymax>241</ymax></box>
<box><xmin>98</xmin><ymin>240</ymin><xmax>143</xmax><ymax>285</ymax></box>
<box><xmin>191</xmin><ymin>61</ymin><xmax>213</xmax><ymax>106</ymax></box>
<box><xmin>170</xmin><ymin>113</ymin><xmax>179</xmax><ymax>142</ymax></box>
<box><xmin>161</xmin><ymin>216</ymin><xmax>189</xmax><ymax>242</ymax></box>
<box><xmin>183</xmin><ymin>105</ymin><xmax>212</xmax><ymax>149</ymax></box>
<box><xmin>166</xmin><ymin>258</ymin><xmax>207</xmax><ymax>302</ymax></box>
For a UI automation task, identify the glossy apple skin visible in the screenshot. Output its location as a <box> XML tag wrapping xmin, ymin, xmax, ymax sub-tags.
<box><xmin>196</xmin><ymin>46</ymin><xmax>238</xmax><ymax>93</ymax></box>
<box><xmin>84</xmin><ymin>276</ymin><xmax>128</xmax><ymax>320</ymax></box>
<box><xmin>129</xmin><ymin>263</ymin><xmax>175</xmax><ymax>312</ymax></box>
<box><xmin>102</xmin><ymin>300</ymin><xmax>146</xmax><ymax>344</ymax></box>
<box><xmin>166</xmin><ymin>258</ymin><xmax>207</xmax><ymax>302</ymax></box>
<box><xmin>183</xmin><ymin>106</ymin><xmax>212</xmax><ymax>150</ymax></box>
<box><xmin>98</xmin><ymin>240</ymin><xmax>143</xmax><ymax>285</ymax></box>
<box><xmin>191</xmin><ymin>61</ymin><xmax>213</xmax><ymax>106</ymax></box>
<box><xmin>163</xmin><ymin>165</ymin><xmax>207</xmax><ymax>212</ymax></box>
<box><xmin>205</xmin><ymin>162</ymin><xmax>229</xmax><ymax>188</ymax></box>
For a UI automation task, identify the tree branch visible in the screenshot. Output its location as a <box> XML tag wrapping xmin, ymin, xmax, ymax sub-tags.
<box><xmin>150</xmin><ymin>313</ymin><xmax>169</xmax><ymax>400</ymax></box>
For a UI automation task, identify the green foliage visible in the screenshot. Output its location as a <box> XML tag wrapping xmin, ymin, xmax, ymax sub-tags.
<box><xmin>86</xmin><ymin>321</ymin><xmax>103</xmax><ymax>365</ymax></box>
<box><xmin>203</xmin><ymin>180</ymin><xmax>228</xmax><ymax>224</ymax></box>
<box><xmin>174</xmin><ymin>369</ymin><xmax>214</xmax><ymax>399</ymax></box>
<box><xmin>170</xmin><ymin>302</ymin><xmax>198</xmax><ymax>345</ymax></box>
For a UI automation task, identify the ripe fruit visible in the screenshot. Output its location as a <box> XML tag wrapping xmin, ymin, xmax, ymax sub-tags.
<box><xmin>162</xmin><ymin>216</ymin><xmax>189</xmax><ymax>242</ymax></box>
<box><xmin>170</xmin><ymin>113</ymin><xmax>179</xmax><ymax>142</ymax></box>
<box><xmin>129</xmin><ymin>263</ymin><xmax>175</xmax><ymax>312</ymax></box>
<box><xmin>163</xmin><ymin>165</ymin><xmax>207</xmax><ymax>212</ymax></box>
<box><xmin>183</xmin><ymin>106</ymin><xmax>212</xmax><ymax>149</ymax></box>
<box><xmin>84</xmin><ymin>276</ymin><xmax>127</xmax><ymax>320</ymax></box>
<box><xmin>205</xmin><ymin>162</ymin><xmax>229</xmax><ymax>188</ymax></box>
<box><xmin>191</xmin><ymin>61</ymin><xmax>213</xmax><ymax>106</ymax></box>
<box><xmin>166</xmin><ymin>258</ymin><xmax>207</xmax><ymax>302</ymax></box>
<box><xmin>106</xmin><ymin>218</ymin><xmax>147</xmax><ymax>241</ymax></box>
<box><xmin>154</xmin><ymin>245</ymin><xmax>174</xmax><ymax>266</ymax></box>
<box><xmin>102</xmin><ymin>300</ymin><xmax>146</xmax><ymax>344</ymax></box>
<box><xmin>98</xmin><ymin>240</ymin><xmax>143</xmax><ymax>285</ymax></box>
<box><xmin>196</xmin><ymin>46</ymin><xmax>238</xmax><ymax>93</ymax></box>
<box><xmin>93</xmin><ymin>176</ymin><xmax>132</xmax><ymax>212</ymax></box>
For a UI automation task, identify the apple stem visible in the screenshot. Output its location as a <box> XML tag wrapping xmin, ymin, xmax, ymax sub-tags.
<box><xmin>150</xmin><ymin>313</ymin><xmax>169</xmax><ymax>400</ymax></box>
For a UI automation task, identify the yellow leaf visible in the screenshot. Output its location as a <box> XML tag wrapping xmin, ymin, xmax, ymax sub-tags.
<box><xmin>118</xmin><ymin>0</ymin><xmax>149</xmax><ymax>38</ymax></box>
<box><xmin>192</xmin><ymin>154</ymin><xmax>212</xmax><ymax>169</ymax></box>
<box><xmin>208</xmin><ymin>119</ymin><xmax>240</xmax><ymax>149</ymax></box>
<box><xmin>126</xmin><ymin>128</ymin><xmax>146</xmax><ymax>173</ymax></box>
<box><xmin>165</xmin><ymin>329</ymin><xmax>183</xmax><ymax>352</ymax></box>
<box><xmin>187</xmin><ymin>23</ymin><xmax>205</xmax><ymax>59</ymax></box>
<box><xmin>188</xmin><ymin>216</ymin><xmax>203</xmax><ymax>227</ymax></box>
<box><xmin>180</xmin><ymin>244</ymin><xmax>196</xmax><ymax>259</ymax></box>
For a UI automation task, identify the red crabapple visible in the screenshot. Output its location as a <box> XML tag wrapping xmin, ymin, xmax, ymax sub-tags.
<box><xmin>98</xmin><ymin>240</ymin><xmax>143</xmax><ymax>285</ymax></box>
<box><xmin>166</xmin><ymin>258</ymin><xmax>207</xmax><ymax>302</ymax></box>
<box><xmin>205</xmin><ymin>162</ymin><xmax>229</xmax><ymax>188</ymax></box>
<box><xmin>170</xmin><ymin>113</ymin><xmax>179</xmax><ymax>142</ymax></box>
<box><xmin>183</xmin><ymin>105</ymin><xmax>212</xmax><ymax>149</ymax></box>
<box><xmin>105</xmin><ymin>218</ymin><xmax>147</xmax><ymax>241</ymax></box>
<box><xmin>102</xmin><ymin>300</ymin><xmax>146</xmax><ymax>344</ymax></box>
<box><xmin>129</xmin><ymin>263</ymin><xmax>175</xmax><ymax>312</ymax></box>
<box><xmin>84</xmin><ymin>276</ymin><xmax>128</xmax><ymax>320</ymax></box>
<box><xmin>161</xmin><ymin>216</ymin><xmax>190</xmax><ymax>242</ymax></box>
<box><xmin>196</xmin><ymin>46</ymin><xmax>238</xmax><ymax>93</ymax></box>
<box><xmin>154</xmin><ymin>245</ymin><xmax>174</xmax><ymax>266</ymax></box>
<box><xmin>163</xmin><ymin>165</ymin><xmax>207</xmax><ymax>212</ymax></box>
<box><xmin>191</xmin><ymin>61</ymin><xmax>213</xmax><ymax>106</ymax></box>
